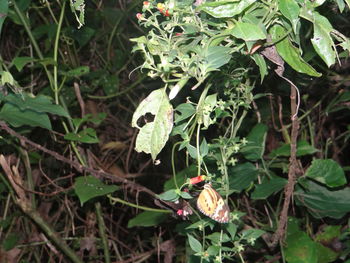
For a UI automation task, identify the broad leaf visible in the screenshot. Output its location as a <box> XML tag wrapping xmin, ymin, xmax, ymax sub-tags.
<box><xmin>251</xmin><ymin>176</ymin><xmax>287</xmax><ymax>199</ymax></box>
<box><xmin>241</xmin><ymin>123</ymin><xmax>267</xmax><ymax>161</ymax></box>
<box><xmin>305</xmin><ymin>159</ymin><xmax>346</xmax><ymax>188</ymax></box>
<box><xmin>187</xmin><ymin>234</ymin><xmax>202</xmax><ymax>253</ymax></box>
<box><xmin>205</xmin><ymin>46</ymin><xmax>231</xmax><ymax>71</ymax></box>
<box><xmin>229</xmin><ymin>162</ymin><xmax>258</xmax><ymax>192</ymax></box>
<box><xmin>2</xmin><ymin>93</ymin><xmax>69</xmax><ymax>117</ymax></box>
<box><xmin>278</xmin><ymin>0</ymin><xmax>300</xmax><ymax>33</ymax></box>
<box><xmin>270</xmin><ymin>140</ymin><xmax>319</xmax><ymax>157</ymax></box>
<box><xmin>198</xmin><ymin>0</ymin><xmax>254</xmax><ymax>18</ymax></box>
<box><xmin>131</xmin><ymin>88</ymin><xmax>173</xmax><ymax>160</ymax></box>
<box><xmin>74</xmin><ymin>176</ymin><xmax>119</xmax><ymax>205</ymax></box>
<box><xmin>270</xmin><ymin>25</ymin><xmax>321</xmax><ymax>77</ymax></box>
<box><xmin>0</xmin><ymin>0</ymin><xmax>8</xmax><ymax>36</ymax></box>
<box><xmin>231</xmin><ymin>22</ymin><xmax>266</xmax><ymax>41</ymax></box>
<box><xmin>285</xmin><ymin>218</ymin><xmax>318</xmax><ymax>263</ymax></box>
<box><xmin>311</xmin><ymin>13</ymin><xmax>336</xmax><ymax>67</ymax></box>
<box><xmin>295</xmin><ymin>179</ymin><xmax>350</xmax><ymax>219</ymax></box>
<box><xmin>0</xmin><ymin>103</ymin><xmax>52</xmax><ymax>130</ymax></box>
<box><xmin>12</xmin><ymin>56</ymin><xmax>36</xmax><ymax>71</ymax></box>
<box><xmin>157</xmin><ymin>189</ymin><xmax>179</xmax><ymax>202</ymax></box>
<box><xmin>128</xmin><ymin>211</ymin><xmax>168</xmax><ymax>228</ymax></box>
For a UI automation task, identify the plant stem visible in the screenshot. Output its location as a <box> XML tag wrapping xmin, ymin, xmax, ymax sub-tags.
<box><xmin>53</xmin><ymin>0</ymin><xmax>66</xmax><ymax>104</ymax></box>
<box><xmin>108</xmin><ymin>195</ymin><xmax>171</xmax><ymax>213</ymax></box>
<box><xmin>95</xmin><ymin>202</ymin><xmax>111</xmax><ymax>263</ymax></box>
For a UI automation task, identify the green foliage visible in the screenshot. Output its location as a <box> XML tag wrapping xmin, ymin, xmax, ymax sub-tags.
<box><xmin>74</xmin><ymin>176</ymin><xmax>119</xmax><ymax>205</ymax></box>
<box><xmin>0</xmin><ymin>0</ymin><xmax>349</xmax><ymax>262</ymax></box>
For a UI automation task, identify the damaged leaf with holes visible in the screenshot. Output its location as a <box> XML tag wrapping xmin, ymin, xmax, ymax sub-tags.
<box><xmin>132</xmin><ymin>88</ymin><xmax>173</xmax><ymax>160</ymax></box>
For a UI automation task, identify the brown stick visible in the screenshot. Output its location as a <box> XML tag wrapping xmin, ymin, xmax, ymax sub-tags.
<box><xmin>0</xmin><ymin>121</ymin><xmax>157</xmax><ymax>198</ymax></box>
<box><xmin>271</xmin><ymin>84</ymin><xmax>299</xmax><ymax>246</ymax></box>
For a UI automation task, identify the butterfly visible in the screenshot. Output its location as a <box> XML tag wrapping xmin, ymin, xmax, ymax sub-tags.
<box><xmin>196</xmin><ymin>183</ymin><xmax>230</xmax><ymax>223</ymax></box>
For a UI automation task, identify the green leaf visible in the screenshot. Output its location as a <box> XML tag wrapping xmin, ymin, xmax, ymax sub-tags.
<box><xmin>12</xmin><ymin>56</ymin><xmax>36</xmax><ymax>71</ymax></box>
<box><xmin>74</xmin><ymin>176</ymin><xmax>118</xmax><ymax>205</ymax></box>
<box><xmin>2</xmin><ymin>232</ymin><xmax>19</xmax><ymax>251</ymax></box>
<box><xmin>187</xmin><ymin>234</ymin><xmax>202</xmax><ymax>253</ymax></box>
<box><xmin>285</xmin><ymin>218</ymin><xmax>318</xmax><ymax>263</ymax></box>
<box><xmin>1</xmin><ymin>71</ymin><xmax>14</xmax><ymax>85</ymax></box>
<box><xmin>251</xmin><ymin>176</ymin><xmax>287</xmax><ymax>199</ymax></box>
<box><xmin>0</xmin><ymin>103</ymin><xmax>52</xmax><ymax>130</ymax></box>
<box><xmin>175</xmin><ymin>103</ymin><xmax>196</xmax><ymax>123</ymax></box>
<box><xmin>157</xmin><ymin>189</ymin><xmax>179</xmax><ymax>201</ymax></box>
<box><xmin>224</xmin><ymin>223</ymin><xmax>237</xmax><ymax>240</ymax></box>
<box><xmin>241</xmin><ymin>123</ymin><xmax>267</xmax><ymax>161</ymax></box>
<box><xmin>270</xmin><ymin>140</ymin><xmax>319</xmax><ymax>157</ymax></box>
<box><xmin>270</xmin><ymin>25</ymin><xmax>321</xmax><ymax>77</ymax></box>
<box><xmin>278</xmin><ymin>0</ymin><xmax>300</xmax><ymax>33</ymax></box>
<box><xmin>229</xmin><ymin>162</ymin><xmax>258</xmax><ymax>192</ymax></box>
<box><xmin>64</xmin><ymin>128</ymin><xmax>99</xmax><ymax>144</ymax></box>
<box><xmin>164</xmin><ymin>165</ymin><xmax>197</xmax><ymax>191</ymax></box>
<box><xmin>180</xmin><ymin>191</ymin><xmax>193</xmax><ymax>199</ymax></box>
<box><xmin>231</xmin><ymin>22</ymin><xmax>266</xmax><ymax>41</ymax></box>
<box><xmin>128</xmin><ymin>211</ymin><xmax>168</xmax><ymax>228</ymax></box>
<box><xmin>305</xmin><ymin>159</ymin><xmax>346</xmax><ymax>188</ymax></box>
<box><xmin>3</xmin><ymin>93</ymin><xmax>70</xmax><ymax>117</ymax></box>
<box><xmin>198</xmin><ymin>0</ymin><xmax>255</xmax><ymax>18</ymax></box>
<box><xmin>295</xmin><ymin>179</ymin><xmax>350</xmax><ymax>219</ymax></box>
<box><xmin>252</xmin><ymin>53</ymin><xmax>267</xmax><ymax>83</ymax></box>
<box><xmin>241</xmin><ymin>228</ymin><xmax>265</xmax><ymax>240</ymax></box>
<box><xmin>131</xmin><ymin>88</ymin><xmax>173</xmax><ymax>160</ymax></box>
<box><xmin>345</xmin><ymin>0</ymin><xmax>350</xmax><ymax>10</ymax></box>
<box><xmin>311</xmin><ymin>13</ymin><xmax>336</xmax><ymax>67</ymax></box>
<box><xmin>0</xmin><ymin>0</ymin><xmax>8</xmax><ymax>36</ymax></box>
<box><xmin>205</xmin><ymin>46</ymin><xmax>231</xmax><ymax>71</ymax></box>
<box><xmin>60</xmin><ymin>66</ymin><xmax>90</xmax><ymax>77</ymax></box>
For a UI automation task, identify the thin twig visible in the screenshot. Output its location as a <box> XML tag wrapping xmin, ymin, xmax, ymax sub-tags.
<box><xmin>0</xmin><ymin>121</ymin><xmax>157</xmax><ymax>198</ymax></box>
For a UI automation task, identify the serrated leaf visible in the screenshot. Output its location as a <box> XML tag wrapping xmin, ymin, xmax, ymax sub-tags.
<box><xmin>131</xmin><ymin>88</ymin><xmax>173</xmax><ymax>160</ymax></box>
<box><xmin>128</xmin><ymin>211</ymin><xmax>168</xmax><ymax>228</ymax></box>
<box><xmin>187</xmin><ymin>234</ymin><xmax>202</xmax><ymax>253</ymax></box>
<box><xmin>198</xmin><ymin>0</ymin><xmax>254</xmax><ymax>18</ymax></box>
<box><xmin>231</xmin><ymin>22</ymin><xmax>266</xmax><ymax>41</ymax></box>
<box><xmin>311</xmin><ymin>13</ymin><xmax>336</xmax><ymax>67</ymax></box>
<box><xmin>305</xmin><ymin>159</ymin><xmax>346</xmax><ymax>188</ymax></box>
<box><xmin>74</xmin><ymin>176</ymin><xmax>118</xmax><ymax>205</ymax></box>
<box><xmin>270</xmin><ymin>25</ymin><xmax>321</xmax><ymax>77</ymax></box>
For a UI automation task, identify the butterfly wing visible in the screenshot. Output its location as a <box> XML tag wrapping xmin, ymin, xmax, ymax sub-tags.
<box><xmin>197</xmin><ymin>184</ymin><xmax>230</xmax><ymax>223</ymax></box>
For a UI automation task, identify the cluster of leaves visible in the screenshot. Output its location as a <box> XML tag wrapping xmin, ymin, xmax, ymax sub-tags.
<box><xmin>130</xmin><ymin>0</ymin><xmax>350</xmax><ymax>262</ymax></box>
<box><xmin>0</xmin><ymin>0</ymin><xmax>350</xmax><ymax>262</ymax></box>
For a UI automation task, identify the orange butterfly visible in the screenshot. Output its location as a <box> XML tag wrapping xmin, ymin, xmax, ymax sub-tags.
<box><xmin>197</xmin><ymin>183</ymin><xmax>230</xmax><ymax>223</ymax></box>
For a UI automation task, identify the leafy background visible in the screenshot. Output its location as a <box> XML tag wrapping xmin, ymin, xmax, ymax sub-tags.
<box><xmin>0</xmin><ymin>0</ymin><xmax>350</xmax><ymax>263</ymax></box>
